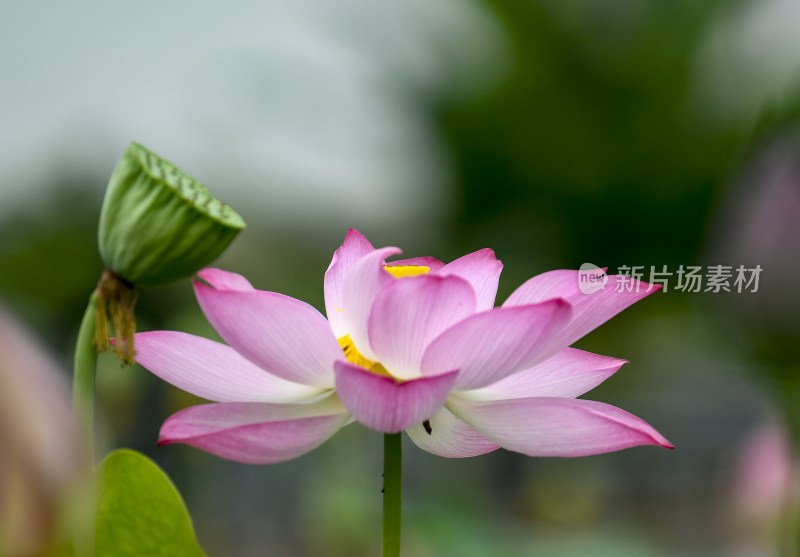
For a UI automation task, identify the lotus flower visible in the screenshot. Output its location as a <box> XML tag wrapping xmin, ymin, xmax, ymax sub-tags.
<box><xmin>0</xmin><ymin>304</ymin><xmax>85</xmax><ymax>556</ymax></box>
<box><xmin>131</xmin><ymin>229</ymin><xmax>671</xmax><ymax>464</ymax></box>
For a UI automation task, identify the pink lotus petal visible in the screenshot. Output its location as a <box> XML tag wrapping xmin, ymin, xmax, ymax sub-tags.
<box><xmin>133</xmin><ymin>331</ymin><xmax>325</xmax><ymax>403</ymax></box>
<box><xmin>196</xmin><ymin>268</ymin><xmax>255</xmax><ymax>291</ymax></box>
<box><xmin>158</xmin><ymin>398</ymin><xmax>350</xmax><ymax>464</ymax></box>
<box><xmin>463</xmin><ymin>348</ymin><xmax>626</xmax><ymax>400</ymax></box>
<box><xmin>324</xmin><ymin>229</ymin><xmax>375</xmax><ymax>338</ymax></box>
<box><xmin>406</xmin><ymin>407</ymin><xmax>499</xmax><ymax>458</ymax></box>
<box><xmin>448</xmin><ymin>395</ymin><xmax>673</xmax><ymax>457</ymax></box>
<box><xmin>0</xmin><ymin>304</ymin><xmax>84</xmax><ymax>552</ymax></box>
<box><xmin>368</xmin><ymin>274</ymin><xmax>476</xmax><ymax>380</ymax></box>
<box><xmin>385</xmin><ymin>256</ymin><xmax>445</xmax><ymax>271</ymax></box>
<box><xmin>340</xmin><ymin>246</ymin><xmax>401</xmax><ymax>361</ymax></box>
<box><xmin>334</xmin><ymin>360</ymin><xmax>458</xmax><ymax>433</ymax></box>
<box><xmin>437</xmin><ymin>248</ymin><xmax>503</xmax><ymax>311</ymax></box>
<box><xmin>503</xmin><ymin>270</ymin><xmax>659</xmax><ymax>347</ymax></box>
<box><xmin>503</xmin><ymin>269</ymin><xmax>584</xmax><ymax>305</ymax></box>
<box><xmin>421</xmin><ymin>300</ymin><xmax>573</xmax><ymax>390</ymax></box>
<box><xmin>195</xmin><ymin>283</ymin><xmax>340</xmax><ymax>388</ymax></box>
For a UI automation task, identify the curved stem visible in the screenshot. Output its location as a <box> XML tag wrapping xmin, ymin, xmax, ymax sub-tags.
<box><xmin>383</xmin><ymin>433</ymin><xmax>402</xmax><ymax>557</ymax></box>
<box><xmin>73</xmin><ymin>291</ymin><xmax>99</xmax><ymax>463</ymax></box>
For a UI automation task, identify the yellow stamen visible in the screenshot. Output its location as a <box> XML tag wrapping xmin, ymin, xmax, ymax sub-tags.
<box><xmin>335</xmin><ymin>264</ymin><xmax>429</xmax><ymax>381</ymax></box>
<box><xmin>383</xmin><ymin>265</ymin><xmax>430</xmax><ymax>278</ymax></box>
<box><xmin>338</xmin><ymin>335</ymin><xmax>392</xmax><ymax>378</ymax></box>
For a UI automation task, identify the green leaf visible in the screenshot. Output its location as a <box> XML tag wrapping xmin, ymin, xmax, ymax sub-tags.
<box><xmin>94</xmin><ymin>449</ymin><xmax>206</xmax><ymax>557</ymax></box>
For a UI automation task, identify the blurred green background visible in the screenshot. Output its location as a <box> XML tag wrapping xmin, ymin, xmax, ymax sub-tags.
<box><xmin>2</xmin><ymin>0</ymin><xmax>800</xmax><ymax>555</ymax></box>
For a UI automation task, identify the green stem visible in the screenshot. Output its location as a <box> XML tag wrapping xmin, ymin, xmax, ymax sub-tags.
<box><xmin>73</xmin><ymin>291</ymin><xmax>99</xmax><ymax>463</ymax></box>
<box><xmin>383</xmin><ymin>433</ymin><xmax>402</xmax><ymax>557</ymax></box>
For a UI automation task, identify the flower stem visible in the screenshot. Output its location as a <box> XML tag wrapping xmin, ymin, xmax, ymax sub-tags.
<box><xmin>383</xmin><ymin>433</ymin><xmax>402</xmax><ymax>557</ymax></box>
<box><xmin>73</xmin><ymin>291</ymin><xmax>99</xmax><ymax>463</ymax></box>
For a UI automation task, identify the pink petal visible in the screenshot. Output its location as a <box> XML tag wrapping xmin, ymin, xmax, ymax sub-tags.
<box><xmin>340</xmin><ymin>246</ymin><xmax>401</xmax><ymax>361</ymax></box>
<box><xmin>368</xmin><ymin>274</ymin><xmax>477</xmax><ymax>380</ymax></box>
<box><xmin>503</xmin><ymin>270</ymin><xmax>659</xmax><ymax>347</ymax></box>
<box><xmin>196</xmin><ymin>268</ymin><xmax>255</xmax><ymax>291</ymax></box>
<box><xmin>406</xmin><ymin>407</ymin><xmax>499</xmax><ymax>458</ymax></box>
<box><xmin>503</xmin><ymin>269</ymin><xmax>584</xmax><ymax>305</ymax></box>
<box><xmin>334</xmin><ymin>360</ymin><xmax>458</xmax><ymax>433</ymax></box>
<box><xmin>448</xmin><ymin>395</ymin><xmax>673</xmax><ymax>457</ymax></box>
<box><xmin>133</xmin><ymin>331</ymin><xmax>325</xmax><ymax>403</ymax></box>
<box><xmin>437</xmin><ymin>248</ymin><xmax>503</xmax><ymax>311</ymax></box>
<box><xmin>195</xmin><ymin>283</ymin><xmax>340</xmax><ymax>388</ymax></box>
<box><xmin>463</xmin><ymin>348</ymin><xmax>626</xmax><ymax>400</ymax></box>
<box><xmin>421</xmin><ymin>300</ymin><xmax>573</xmax><ymax>390</ymax></box>
<box><xmin>158</xmin><ymin>398</ymin><xmax>350</xmax><ymax>464</ymax></box>
<box><xmin>324</xmin><ymin>229</ymin><xmax>375</xmax><ymax>338</ymax></box>
<box><xmin>385</xmin><ymin>256</ymin><xmax>445</xmax><ymax>271</ymax></box>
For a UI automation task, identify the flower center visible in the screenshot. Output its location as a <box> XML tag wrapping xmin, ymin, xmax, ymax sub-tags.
<box><xmin>383</xmin><ymin>265</ymin><xmax>430</xmax><ymax>278</ymax></box>
<box><xmin>336</xmin><ymin>264</ymin><xmax>431</xmax><ymax>379</ymax></box>
<box><xmin>338</xmin><ymin>334</ymin><xmax>392</xmax><ymax>377</ymax></box>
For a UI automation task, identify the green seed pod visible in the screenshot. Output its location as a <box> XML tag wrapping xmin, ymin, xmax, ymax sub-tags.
<box><xmin>98</xmin><ymin>142</ymin><xmax>245</xmax><ymax>286</ymax></box>
<box><xmin>95</xmin><ymin>143</ymin><xmax>245</xmax><ymax>363</ymax></box>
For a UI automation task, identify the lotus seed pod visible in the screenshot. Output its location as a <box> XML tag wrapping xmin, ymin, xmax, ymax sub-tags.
<box><xmin>95</xmin><ymin>143</ymin><xmax>245</xmax><ymax>363</ymax></box>
<box><xmin>98</xmin><ymin>142</ymin><xmax>245</xmax><ymax>286</ymax></box>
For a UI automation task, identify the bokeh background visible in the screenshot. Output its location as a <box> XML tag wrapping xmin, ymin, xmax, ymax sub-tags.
<box><xmin>2</xmin><ymin>0</ymin><xmax>800</xmax><ymax>555</ymax></box>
